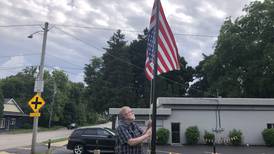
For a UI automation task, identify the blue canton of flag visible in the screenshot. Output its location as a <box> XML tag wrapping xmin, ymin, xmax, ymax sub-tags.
<box><xmin>147</xmin><ymin>27</ymin><xmax>156</xmax><ymax>62</ymax></box>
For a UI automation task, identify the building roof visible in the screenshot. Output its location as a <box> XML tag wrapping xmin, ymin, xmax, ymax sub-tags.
<box><xmin>157</xmin><ymin>97</ymin><xmax>274</xmax><ymax>106</ymax></box>
<box><xmin>4</xmin><ymin>98</ymin><xmax>26</xmax><ymax>116</ymax></box>
<box><xmin>109</xmin><ymin>108</ymin><xmax>171</xmax><ymax>115</ymax></box>
<box><xmin>157</xmin><ymin>97</ymin><xmax>274</xmax><ymax>111</ymax></box>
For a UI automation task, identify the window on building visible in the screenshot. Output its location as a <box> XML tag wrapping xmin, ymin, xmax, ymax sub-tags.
<box><xmin>267</xmin><ymin>123</ymin><xmax>274</xmax><ymax>129</ymax></box>
<box><xmin>10</xmin><ymin>118</ymin><xmax>16</xmax><ymax>125</ymax></box>
<box><xmin>156</xmin><ymin>120</ymin><xmax>163</xmax><ymax>127</ymax></box>
<box><xmin>0</xmin><ymin>118</ymin><xmax>5</xmax><ymax>128</ymax></box>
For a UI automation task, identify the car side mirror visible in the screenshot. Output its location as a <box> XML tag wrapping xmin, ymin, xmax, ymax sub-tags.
<box><xmin>107</xmin><ymin>134</ymin><xmax>113</xmax><ymax>138</ymax></box>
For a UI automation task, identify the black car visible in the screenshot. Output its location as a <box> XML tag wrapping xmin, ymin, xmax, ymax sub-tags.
<box><xmin>67</xmin><ymin>127</ymin><xmax>116</xmax><ymax>154</ymax></box>
<box><xmin>67</xmin><ymin>123</ymin><xmax>78</xmax><ymax>129</ymax></box>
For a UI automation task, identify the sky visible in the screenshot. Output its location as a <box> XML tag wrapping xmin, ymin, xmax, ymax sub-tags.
<box><xmin>0</xmin><ymin>0</ymin><xmax>259</xmax><ymax>82</ymax></box>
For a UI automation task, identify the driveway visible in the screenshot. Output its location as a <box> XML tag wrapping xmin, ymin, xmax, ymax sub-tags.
<box><xmin>0</xmin><ymin>122</ymin><xmax>111</xmax><ymax>150</ymax></box>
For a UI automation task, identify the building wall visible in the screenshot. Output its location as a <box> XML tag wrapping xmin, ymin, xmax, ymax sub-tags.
<box><xmin>221</xmin><ymin>110</ymin><xmax>274</xmax><ymax>145</ymax></box>
<box><xmin>163</xmin><ymin>109</ymin><xmax>274</xmax><ymax>145</ymax></box>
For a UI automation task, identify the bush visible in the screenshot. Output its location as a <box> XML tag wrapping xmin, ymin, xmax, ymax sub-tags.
<box><xmin>228</xmin><ymin>129</ymin><xmax>242</xmax><ymax>145</ymax></box>
<box><xmin>156</xmin><ymin>128</ymin><xmax>170</xmax><ymax>145</ymax></box>
<box><xmin>204</xmin><ymin>131</ymin><xmax>215</xmax><ymax>145</ymax></box>
<box><xmin>262</xmin><ymin>128</ymin><xmax>274</xmax><ymax>146</ymax></box>
<box><xmin>185</xmin><ymin>126</ymin><xmax>200</xmax><ymax>144</ymax></box>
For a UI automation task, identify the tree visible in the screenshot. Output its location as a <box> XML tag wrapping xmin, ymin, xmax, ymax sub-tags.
<box><xmin>189</xmin><ymin>0</ymin><xmax>274</xmax><ymax>98</ymax></box>
<box><xmin>102</xmin><ymin>30</ymin><xmax>134</xmax><ymax>108</ymax></box>
<box><xmin>128</xmin><ymin>30</ymin><xmax>150</xmax><ymax>107</ymax></box>
<box><xmin>0</xmin><ymin>89</ymin><xmax>3</xmax><ymax>118</ymax></box>
<box><xmin>156</xmin><ymin>57</ymin><xmax>194</xmax><ymax>97</ymax></box>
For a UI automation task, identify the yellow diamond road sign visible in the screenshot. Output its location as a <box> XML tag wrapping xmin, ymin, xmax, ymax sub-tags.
<box><xmin>28</xmin><ymin>94</ymin><xmax>45</xmax><ymax>112</ymax></box>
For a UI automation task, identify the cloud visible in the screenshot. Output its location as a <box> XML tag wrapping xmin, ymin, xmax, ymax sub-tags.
<box><xmin>0</xmin><ymin>56</ymin><xmax>28</xmax><ymax>79</ymax></box>
<box><xmin>0</xmin><ymin>0</ymin><xmax>257</xmax><ymax>82</ymax></box>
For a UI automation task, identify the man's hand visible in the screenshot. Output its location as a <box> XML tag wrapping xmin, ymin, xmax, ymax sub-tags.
<box><xmin>146</xmin><ymin>120</ymin><xmax>152</xmax><ymax>129</ymax></box>
<box><xmin>145</xmin><ymin>127</ymin><xmax>152</xmax><ymax>138</ymax></box>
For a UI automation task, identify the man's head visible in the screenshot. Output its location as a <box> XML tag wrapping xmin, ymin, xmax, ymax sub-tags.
<box><xmin>119</xmin><ymin>106</ymin><xmax>135</xmax><ymax>122</ymax></box>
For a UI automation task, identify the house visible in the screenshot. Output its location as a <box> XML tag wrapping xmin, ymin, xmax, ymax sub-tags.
<box><xmin>0</xmin><ymin>98</ymin><xmax>28</xmax><ymax>131</ymax></box>
<box><xmin>109</xmin><ymin>97</ymin><xmax>274</xmax><ymax>145</ymax></box>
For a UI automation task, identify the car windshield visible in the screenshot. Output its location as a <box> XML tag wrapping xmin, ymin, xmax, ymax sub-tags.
<box><xmin>104</xmin><ymin>128</ymin><xmax>116</xmax><ymax>135</ymax></box>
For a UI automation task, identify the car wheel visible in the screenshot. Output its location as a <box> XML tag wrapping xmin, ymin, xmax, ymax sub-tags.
<box><xmin>73</xmin><ymin>144</ymin><xmax>85</xmax><ymax>154</ymax></box>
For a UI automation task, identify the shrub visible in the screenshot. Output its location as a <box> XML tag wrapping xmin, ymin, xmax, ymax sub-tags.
<box><xmin>204</xmin><ymin>131</ymin><xmax>215</xmax><ymax>145</ymax></box>
<box><xmin>185</xmin><ymin>126</ymin><xmax>200</xmax><ymax>144</ymax></box>
<box><xmin>228</xmin><ymin>129</ymin><xmax>242</xmax><ymax>145</ymax></box>
<box><xmin>262</xmin><ymin>128</ymin><xmax>274</xmax><ymax>146</ymax></box>
<box><xmin>156</xmin><ymin>128</ymin><xmax>170</xmax><ymax>145</ymax></box>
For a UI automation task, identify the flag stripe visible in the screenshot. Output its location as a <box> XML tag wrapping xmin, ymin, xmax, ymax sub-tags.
<box><xmin>157</xmin><ymin>46</ymin><xmax>169</xmax><ymax>72</ymax></box>
<box><xmin>158</xmin><ymin>30</ymin><xmax>176</xmax><ymax>69</ymax></box>
<box><xmin>159</xmin><ymin>15</ymin><xmax>178</xmax><ymax>68</ymax></box>
<box><xmin>159</xmin><ymin>5</ymin><xmax>180</xmax><ymax>68</ymax></box>
<box><xmin>158</xmin><ymin>37</ymin><xmax>175</xmax><ymax>70</ymax></box>
<box><xmin>145</xmin><ymin>0</ymin><xmax>181</xmax><ymax>80</ymax></box>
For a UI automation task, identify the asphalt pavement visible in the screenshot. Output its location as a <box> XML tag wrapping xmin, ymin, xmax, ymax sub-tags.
<box><xmin>2</xmin><ymin>144</ymin><xmax>274</xmax><ymax>154</ymax></box>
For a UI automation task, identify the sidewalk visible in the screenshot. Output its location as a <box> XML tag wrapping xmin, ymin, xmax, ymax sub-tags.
<box><xmin>0</xmin><ymin>140</ymin><xmax>68</xmax><ymax>154</ymax></box>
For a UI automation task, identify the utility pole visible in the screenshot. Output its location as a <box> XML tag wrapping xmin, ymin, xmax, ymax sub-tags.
<box><xmin>31</xmin><ymin>22</ymin><xmax>49</xmax><ymax>154</ymax></box>
<box><xmin>48</xmin><ymin>80</ymin><xmax>56</xmax><ymax>128</ymax></box>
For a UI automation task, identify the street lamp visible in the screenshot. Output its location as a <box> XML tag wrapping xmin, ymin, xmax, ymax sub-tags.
<box><xmin>27</xmin><ymin>30</ymin><xmax>43</xmax><ymax>39</ymax></box>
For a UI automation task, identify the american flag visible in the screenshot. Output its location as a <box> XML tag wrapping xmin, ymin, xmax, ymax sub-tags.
<box><xmin>145</xmin><ymin>0</ymin><xmax>180</xmax><ymax>80</ymax></box>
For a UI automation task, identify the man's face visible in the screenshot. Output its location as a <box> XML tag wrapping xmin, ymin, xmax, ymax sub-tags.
<box><xmin>124</xmin><ymin>108</ymin><xmax>135</xmax><ymax>121</ymax></box>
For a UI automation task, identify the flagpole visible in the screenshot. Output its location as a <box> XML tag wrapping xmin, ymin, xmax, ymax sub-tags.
<box><xmin>151</xmin><ymin>0</ymin><xmax>160</xmax><ymax>153</ymax></box>
<box><xmin>148</xmin><ymin>80</ymin><xmax>153</xmax><ymax>153</ymax></box>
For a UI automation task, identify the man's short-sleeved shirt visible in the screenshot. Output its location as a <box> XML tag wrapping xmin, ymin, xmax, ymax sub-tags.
<box><xmin>116</xmin><ymin>120</ymin><xmax>144</xmax><ymax>154</ymax></box>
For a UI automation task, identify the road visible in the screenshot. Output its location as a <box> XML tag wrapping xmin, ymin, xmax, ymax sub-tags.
<box><xmin>0</xmin><ymin>122</ymin><xmax>111</xmax><ymax>150</ymax></box>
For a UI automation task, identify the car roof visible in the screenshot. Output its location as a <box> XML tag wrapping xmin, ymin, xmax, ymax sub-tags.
<box><xmin>74</xmin><ymin>127</ymin><xmax>108</xmax><ymax>131</ymax></box>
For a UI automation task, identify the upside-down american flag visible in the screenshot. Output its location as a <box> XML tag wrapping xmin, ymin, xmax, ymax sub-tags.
<box><xmin>145</xmin><ymin>0</ymin><xmax>180</xmax><ymax>80</ymax></box>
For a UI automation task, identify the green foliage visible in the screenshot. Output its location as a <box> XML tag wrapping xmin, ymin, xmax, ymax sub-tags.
<box><xmin>203</xmin><ymin>131</ymin><xmax>215</xmax><ymax>145</ymax></box>
<box><xmin>262</xmin><ymin>128</ymin><xmax>274</xmax><ymax>146</ymax></box>
<box><xmin>84</xmin><ymin>30</ymin><xmax>194</xmax><ymax>112</ymax></box>
<box><xmin>0</xmin><ymin>89</ymin><xmax>3</xmax><ymax>118</ymax></box>
<box><xmin>189</xmin><ymin>0</ymin><xmax>274</xmax><ymax>97</ymax></box>
<box><xmin>228</xmin><ymin>129</ymin><xmax>242</xmax><ymax>145</ymax></box>
<box><xmin>156</xmin><ymin>128</ymin><xmax>170</xmax><ymax>145</ymax></box>
<box><xmin>185</xmin><ymin>126</ymin><xmax>200</xmax><ymax>144</ymax></box>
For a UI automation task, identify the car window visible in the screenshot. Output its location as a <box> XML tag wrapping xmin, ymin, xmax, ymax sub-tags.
<box><xmin>83</xmin><ymin>129</ymin><xmax>97</xmax><ymax>135</ymax></box>
<box><xmin>97</xmin><ymin>129</ymin><xmax>110</xmax><ymax>136</ymax></box>
<box><xmin>104</xmin><ymin>128</ymin><xmax>116</xmax><ymax>135</ymax></box>
<box><xmin>71</xmin><ymin>129</ymin><xmax>83</xmax><ymax>137</ymax></box>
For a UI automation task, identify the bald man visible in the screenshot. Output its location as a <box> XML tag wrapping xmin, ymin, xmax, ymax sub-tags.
<box><xmin>115</xmin><ymin>106</ymin><xmax>152</xmax><ymax>154</ymax></box>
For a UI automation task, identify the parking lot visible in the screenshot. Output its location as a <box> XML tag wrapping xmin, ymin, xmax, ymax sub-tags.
<box><xmin>155</xmin><ymin>145</ymin><xmax>274</xmax><ymax>154</ymax></box>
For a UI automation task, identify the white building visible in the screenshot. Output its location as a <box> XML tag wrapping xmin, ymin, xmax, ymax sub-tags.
<box><xmin>109</xmin><ymin>97</ymin><xmax>274</xmax><ymax>145</ymax></box>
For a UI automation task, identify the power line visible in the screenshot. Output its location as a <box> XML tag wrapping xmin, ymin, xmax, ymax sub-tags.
<box><xmin>0</xmin><ymin>52</ymin><xmax>40</xmax><ymax>59</ymax></box>
<box><xmin>0</xmin><ymin>24</ymin><xmax>218</xmax><ymax>37</ymax></box>
<box><xmin>55</xmin><ymin>26</ymin><xmax>216</xmax><ymax>95</ymax></box>
<box><xmin>0</xmin><ymin>24</ymin><xmax>41</xmax><ymax>28</ymax></box>
<box><xmin>54</xmin><ymin>26</ymin><xmax>188</xmax><ymax>88</ymax></box>
<box><xmin>55</xmin><ymin>24</ymin><xmax>218</xmax><ymax>38</ymax></box>
<box><xmin>0</xmin><ymin>66</ymin><xmax>33</xmax><ymax>70</ymax></box>
<box><xmin>46</xmin><ymin>65</ymin><xmax>83</xmax><ymax>70</ymax></box>
<box><xmin>46</xmin><ymin>54</ymin><xmax>85</xmax><ymax>68</ymax></box>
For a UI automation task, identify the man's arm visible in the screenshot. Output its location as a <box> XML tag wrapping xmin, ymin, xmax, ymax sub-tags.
<box><xmin>127</xmin><ymin>128</ymin><xmax>152</xmax><ymax>146</ymax></box>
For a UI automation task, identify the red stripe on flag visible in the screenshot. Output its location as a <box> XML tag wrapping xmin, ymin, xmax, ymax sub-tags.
<box><xmin>145</xmin><ymin>0</ymin><xmax>181</xmax><ymax>80</ymax></box>
<box><xmin>158</xmin><ymin>37</ymin><xmax>176</xmax><ymax>70</ymax></box>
